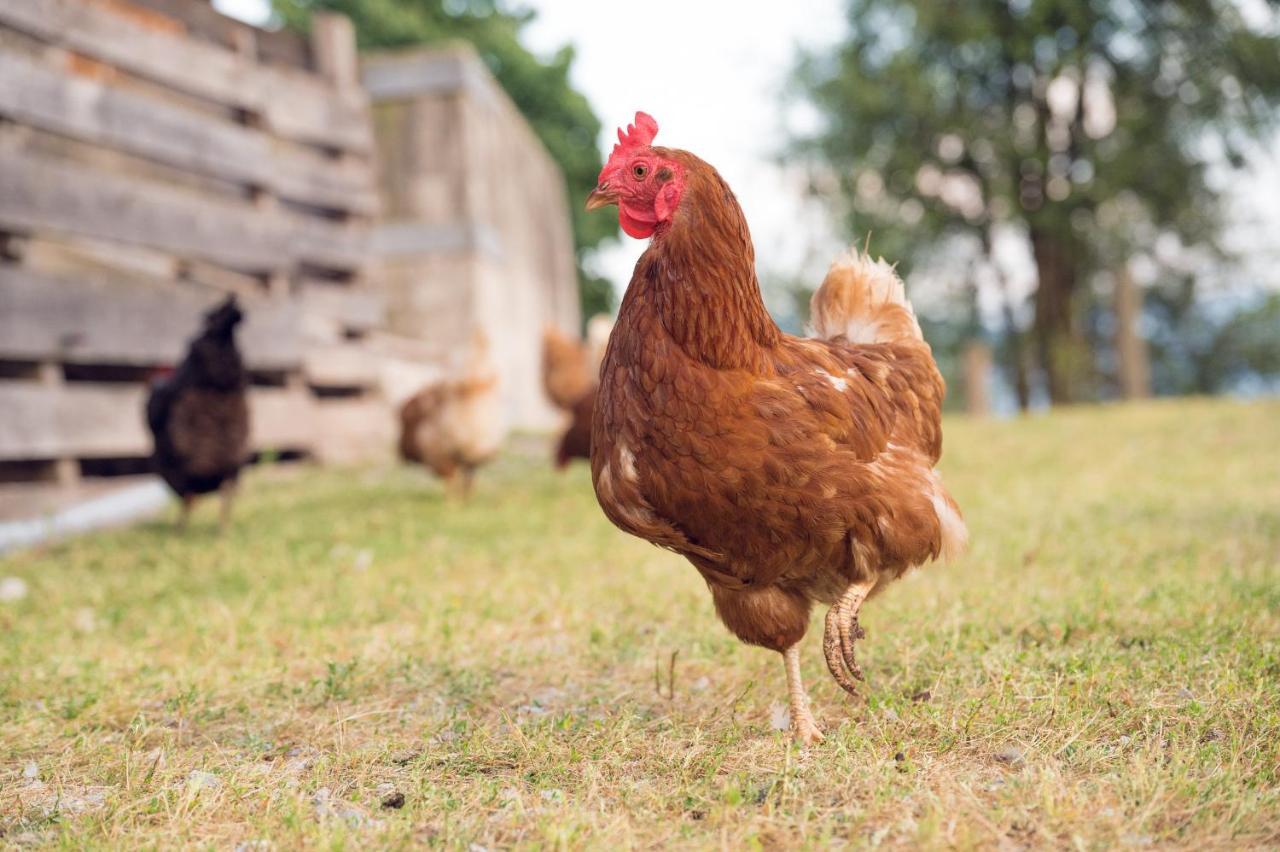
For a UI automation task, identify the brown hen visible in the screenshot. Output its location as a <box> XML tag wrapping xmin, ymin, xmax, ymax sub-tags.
<box><xmin>399</xmin><ymin>335</ymin><xmax>504</xmax><ymax>497</ymax></box>
<box><xmin>541</xmin><ymin>326</ymin><xmax>594</xmax><ymax>412</ymax></box>
<box><xmin>586</xmin><ymin>113</ymin><xmax>967</xmax><ymax>744</ymax></box>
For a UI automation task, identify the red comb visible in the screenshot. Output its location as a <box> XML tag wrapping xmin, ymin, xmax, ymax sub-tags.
<box><xmin>604</xmin><ymin>112</ymin><xmax>658</xmax><ymax>173</ymax></box>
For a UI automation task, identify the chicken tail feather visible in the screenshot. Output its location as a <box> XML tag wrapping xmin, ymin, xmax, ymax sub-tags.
<box><xmin>809</xmin><ymin>249</ymin><xmax>923</xmax><ymax>345</ymax></box>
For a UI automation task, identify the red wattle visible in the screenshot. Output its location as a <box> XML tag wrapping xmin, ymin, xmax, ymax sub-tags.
<box><xmin>619</xmin><ymin>204</ymin><xmax>657</xmax><ymax>239</ymax></box>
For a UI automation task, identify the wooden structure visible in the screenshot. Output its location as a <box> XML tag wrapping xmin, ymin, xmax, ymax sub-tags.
<box><xmin>364</xmin><ymin>47</ymin><xmax>581</xmax><ymax>428</ymax></box>
<box><xmin>0</xmin><ymin>0</ymin><xmax>386</xmax><ymax>483</ymax></box>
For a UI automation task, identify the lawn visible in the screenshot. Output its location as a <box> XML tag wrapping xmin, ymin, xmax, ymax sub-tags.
<box><xmin>1</xmin><ymin>398</ymin><xmax>1278</xmax><ymax>849</ymax></box>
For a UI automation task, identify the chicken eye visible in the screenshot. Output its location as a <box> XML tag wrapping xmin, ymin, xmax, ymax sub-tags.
<box><xmin>632</xmin><ymin>163</ymin><xmax>649</xmax><ymax>180</ymax></box>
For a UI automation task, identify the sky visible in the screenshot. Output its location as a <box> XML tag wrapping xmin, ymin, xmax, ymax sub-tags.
<box><xmin>518</xmin><ymin>0</ymin><xmax>848</xmax><ymax>309</ymax></box>
<box><xmin>216</xmin><ymin>0</ymin><xmax>1277</xmax><ymax>319</ymax></box>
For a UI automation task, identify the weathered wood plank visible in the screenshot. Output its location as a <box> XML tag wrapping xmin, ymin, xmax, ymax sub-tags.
<box><xmin>296</xmin><ymin>281</ymin><xmax>386</xmax><ymax>332</ymax></box>
<box><xmin>0</xmin><ymin>383</ymin><xmax>316</xmax><ymax>459</ymax></box>
<box><xmin>0</xmin><ymin>52</ymin><xmax>378</xmax><ymax>215</ymax></box>
<box><xmin>0</xmin><ymin>265</ymin><xmax>301</xmax><ymax>369</ymax></box>
<box><xmin>0</xmin><ymin>383</ymin><xmax>148</xmax><ymax>458</ymax></box>
<box><xmin>0</xmin><ymin>150</ymin><xmax>369</xmax><ymax>273</ymax></box>
<box><xmin>311</xmin><ymin>397</ymin><xmax>395</xmax><ymax>463</ymax></box>
<box><xmin>304</xmin><ymin>343</ymin><xmax>381</xmax><ymax>389</ymax></box>
<box><xmin>125</xmin><ymin>0</ymin><xmax>311</xmax><ymax>69</ymax></box>
<box><xmin>248</xmin><ymin>388</ymin><xmax>316</xmax><ymax>452</ymax></box>
<box><xmin>309</xmin><ymin>13</ymin><xmax>358</xmax><ymax>88</ymax></box>
<box><xmin>0</xmin><ymin>0</ymin><xmax>372</xmax><ymax>152</ymax></box>
<box><xmin>270</xmin><ymin>145</ymin><xmax>380</xmax><ymax>218</ymax></box>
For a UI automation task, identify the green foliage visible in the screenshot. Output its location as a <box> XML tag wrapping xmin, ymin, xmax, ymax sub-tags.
<box><xmin>794</xmin><ymin>0</ymin><xmax>1280</xmax><ymax>401</ymax></box>
<box><xmin>274</xmin><ymin>0</ymin><xmax>616</xmax><ymax>320</ymax></box>
<box><xmin>1145</xmin><ymin>283</ymin><xmax>1280</xmax><ymax>395</ymax></box>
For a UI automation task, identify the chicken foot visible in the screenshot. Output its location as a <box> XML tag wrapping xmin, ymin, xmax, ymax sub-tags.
<box><xmin>782</xmin><ymin>643</ymin><xmax>823</xmax><ymax>745</ymax></box>
<box><xmin>822</xmin><ymin>579</ymin><xmax>875</xmax><ymax>697</ymax></box>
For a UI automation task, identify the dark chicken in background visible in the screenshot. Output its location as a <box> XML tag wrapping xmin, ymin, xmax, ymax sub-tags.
<box><xmin>554</xmin><ymin>387</ymin><xmax>595</xmax><ymax>468</ymax></box>
<box><xmin>541</xmin><ymin>321</ymin><xmax>613</xmax><ymax>469</ymax></box>
<box><xmin>586</xmin><ymin>113</ymin><xmax>968</xmax><ymax>744</ymax></box>
<box><xmin>146</xmin><ymin>295</ymin><xmax>250</xmax><ymax>529</ymax></box>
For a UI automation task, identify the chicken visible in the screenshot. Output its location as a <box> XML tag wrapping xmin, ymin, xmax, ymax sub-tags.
<box><xmin>585</xmin><ymin>314</ymin><xmax>614</xmax><ymax>376</ymax></box>
<box><xmin>145</xmin><ymin>295</ymin><xmax>250</xmax><ymax>529</ymax></box>
<box><xmin>585</xmin><ymin>113</ymin><xmax>968</xmax><ymax>744</ymax></box>
<box><xmin>399</xmin><ymin>334</ymin><xmax>504</xmax><ymax>496</ymax></box>
<box><xmin>554</xmin><ymin>386</ymin><xmax>595</xmax><ymax>468</ymax></box>
<box><xmin>541</xmin><ymin>325</ymin><xmax>594</xmax><ymax>412</ymax></box>
<box><xmin>542</xmin><ymin>318</ymin><xmax>615</xmax><ymax>469</ymax></box>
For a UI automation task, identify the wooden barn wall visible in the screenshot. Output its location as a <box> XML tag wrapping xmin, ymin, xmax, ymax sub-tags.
<box><xmin>0</xmin><ymin>0</ymin><xmax>386</xmax><ymax>481</ymax></box>
<box><xmin>364</xmin><ymin>48</ymin><xmax>581</xmax><ymax>429</ymax></box>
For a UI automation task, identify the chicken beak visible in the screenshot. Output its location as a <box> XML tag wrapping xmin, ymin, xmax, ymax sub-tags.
<box><xmin>585</xmin><ymin>184</ymin><xmax>618</xmax><ymax>211</ymax></box>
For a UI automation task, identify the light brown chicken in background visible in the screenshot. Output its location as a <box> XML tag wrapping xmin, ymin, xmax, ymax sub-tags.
<box><xmin>541</xmin><ymin>326</ymin><xmax>594</xmax><ymax>412</ymax></box>
<box><xmin>398</xmin><ymin>334</ymin><xmax>505</xmax><ymax>497</ymax></box>
<box><xmin>541</xmin><ymin>317</ymin><xmax>614</xmax><ymax>469</ymax></box>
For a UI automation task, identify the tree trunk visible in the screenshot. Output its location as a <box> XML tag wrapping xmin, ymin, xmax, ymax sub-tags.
<box><xmin>1030</xmin><ymin>228</ymin><xmax>1087</xmax><ymax>404</ymax></box>
<box><xmin>1114</xmin><ymin>264</ymin><xmax>1151</xmax><ymax>400</ymax></box>
<box><xmin>983</xmin><ymin>228</ymin><xmax>1031</xmax><ymax>411</ymax></box>
<box><xmin>964</xmin><ymin>341</ymin><xmax>992</xmax><ymax>416</ymax></box>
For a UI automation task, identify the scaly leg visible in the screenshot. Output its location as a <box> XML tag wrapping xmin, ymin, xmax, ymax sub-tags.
<box><xmin>822</xmin><ymin>579</ymin><xmax>876</xmax><ymax>696</ymax></box>
<box><xmin>442</xmin><ymin>469</ymin><xmax>465</xmax><ymax>501</ymax></box>
<box><xmin>783</xmin><ymin>643</ymin><xmax>823</xmax><ymax>745</ymax></box>
<box><xmin>178</xmin><ymin>494</ymin><xmax>195</xmax><ymax>530</ymax></box>
<box><xmin>219</xmin><ymin>480</ymin><xmax>237</xmax><ymax>532</ymax></box>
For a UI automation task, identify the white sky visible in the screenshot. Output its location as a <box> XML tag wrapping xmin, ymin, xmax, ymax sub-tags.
<box><xmin>519</xmin><ymin>0</ymin><xmax>847</xmax><ymax>306</ymax></box>
<box><xmin>217</xmin><ymin>0</ymin><xmax>1276</xmax><ymax>317</ymax></box>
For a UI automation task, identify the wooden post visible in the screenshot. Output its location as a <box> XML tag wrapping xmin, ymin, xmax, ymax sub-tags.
<box><xmin>1114</xmin><ymin>264</ymin><xmax>1151</xmax><ymax>400</ymax></box>
<box><xmin>309</xmin><ymin>13</ymin><xmax>358</xmax><ymax>89</ymax></box>
<box><xmin>964</xmin><ymin>341</ymin><xmax>992</xmax><ymax>417</ymax></box>
<box><xmin>36</xmin><ymin>360</ymin><xmax>82</xmax><ymax>486</ymax></box>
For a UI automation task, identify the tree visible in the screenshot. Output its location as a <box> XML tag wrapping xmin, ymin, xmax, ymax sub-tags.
<box><xmin>794</xmin><ymin>0</ymin><xmax>1280</xmax><ymax>404</ymax></box>
<box><xmin>273</xmin><ymin>0</ymin><xmax>616</xmax><ymax>322</ymax></box>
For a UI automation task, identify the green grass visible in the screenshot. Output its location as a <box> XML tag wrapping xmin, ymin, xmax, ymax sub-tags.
<box><xmin>1</xmin><ymin>398</ymin><xmax>1278</xmax><ymax>849</ymax></box>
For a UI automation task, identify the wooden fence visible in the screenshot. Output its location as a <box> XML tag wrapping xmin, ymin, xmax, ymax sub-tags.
<box><xmin>0</xmin><ymin>0</ymin><xmax>385</xmax><ymax>483</ymax></box>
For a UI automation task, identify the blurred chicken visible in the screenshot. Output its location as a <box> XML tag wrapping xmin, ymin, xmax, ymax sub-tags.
<box><xmin>398</xmin><ymin>335</ymin><xmax>505</xmax><ymax>496</ymax></box>
<box><xmin>145</xmin><ymin>295</ymin><xmax>249</xmax><ymax>529</ymax></box>
<box><xmin>554</xmin><ymin>386</ymin><xmax>596</xmax><ymax>468</ymax></box>
<box><xmin>585</xmin><ymin>314</ymin><xmax>614</xmax><ymax>376</ymax></box>
<box><xmin>541</xmin><ymin>325</ymin><xmax>594</xmax><ymax>411</ymax></box>
<box><xmin>542</xmin><ymin>317</ymin><xmax>613</xmax><ymax>468</ymax></box>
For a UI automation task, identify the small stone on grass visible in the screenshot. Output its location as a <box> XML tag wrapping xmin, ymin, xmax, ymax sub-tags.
<box><xmin>0</xmin><ymin>577</ymin><xmax>29</xmax><ymax>603</ymax></box>
<box><xmin>994</xmin><ymin>746</ymin><xmax>1025</xmax><ymax>766</ymax></box>
<box><xmin>768</xmin><ymin>701</ymin><xmax>789</xmax><ymax>732</ymax></box>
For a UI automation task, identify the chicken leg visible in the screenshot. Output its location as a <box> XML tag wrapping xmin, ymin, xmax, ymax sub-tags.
<box><xmin>219</xmin><ymin>480</ymin><xmax>237</xmax><ymax>532</ymax></box>
<box><xmin>178</xmin><ymin>494</ymin><xmax>195</xmax><ymax>530</ymax></box>
<box><xmin>783</xmin><ymin>643</ymin><xmax>823</xmax><ymax>745</ymax></box>
<box><xmin>822</xmin><ymin>578</ymin><xmax>876</xmax><ymax>696</ymax></box>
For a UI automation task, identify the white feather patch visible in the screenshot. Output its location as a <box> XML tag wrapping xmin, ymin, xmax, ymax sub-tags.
<box><xmin>927</xmin><ymin>470</ymin><xmax>969</xmax><ymax>562</ymax></box>
<box><xmin>814</xmin><ymin>369</ymin><xmax>849</xmax><ymax>391</ymax></box>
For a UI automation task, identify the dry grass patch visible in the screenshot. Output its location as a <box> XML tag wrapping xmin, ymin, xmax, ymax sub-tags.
<box><xmin>1</xmin><ymin>398</ymin><xmax>1278</xmax><ymax>848</ymax></box>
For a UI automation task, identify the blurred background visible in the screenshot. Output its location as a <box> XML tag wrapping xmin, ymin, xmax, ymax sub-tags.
<box><xmin>1</xmin><ymin>0</ymin><xmax>1277</xmax><ymax>539</ymax></box>
<box><xmin>238</xmin><ymin>0</ymin><xmax>1280</xmax><ymax>411</ymax></box>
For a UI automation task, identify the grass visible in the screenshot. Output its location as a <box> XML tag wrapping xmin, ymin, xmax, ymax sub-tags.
<box><xmin>1</xmin><ymin>397</ymin><xmax>1278</xmax><ymax>849</ymax></box>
